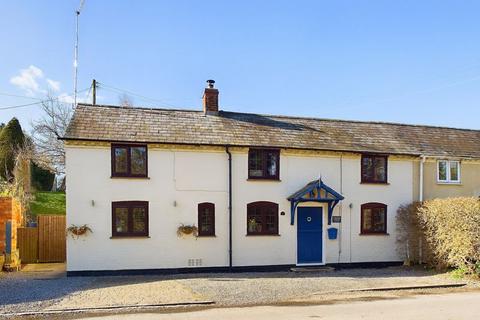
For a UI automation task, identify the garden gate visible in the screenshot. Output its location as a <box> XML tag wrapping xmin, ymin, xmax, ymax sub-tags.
<box><xmin>17</xmin><ymin>215</ymin><xmax>66</xmax><ymax>263</ymax></box>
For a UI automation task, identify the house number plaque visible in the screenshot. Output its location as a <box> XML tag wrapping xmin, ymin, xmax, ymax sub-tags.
<box><xmin>332</xmin><ymin>216</ymin><xmax>342</xmax><ymax>223</ymax></box>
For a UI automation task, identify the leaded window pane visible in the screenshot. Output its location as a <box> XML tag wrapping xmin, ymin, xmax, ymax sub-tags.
<box><xmin>114</xmin><ymin>148</ymin><xmax>128</xmax><ymax>173</ymax></box>
<box><xmin>249</xmin><ymin>150</ymin><xmax>263</xmax><ymax>177</ymax></box>
<box><xmin>132</xmin><ymin>207</ymin><xmax>146</xmax><ymax>232</ymax></box>
<box><xmin>131</xmin><ymin>147</ymin><xmax>147</xmax><ymax>175</ymax></box>
<box><xmin>362</xmin><ymin>208</ymin><xmax>372</xmax><ymax>231</ymax></box>
<box><xmin>372</xmin><ymin>208</ymin><xmax>385</xmax><ymax>232</ymax></box>
<box><xmin>115</xmin><ymin>207</ymin><xmax>129</xmax><ymax>233</ymax></box>
<box><xmin>450</xmin><ymin>162</ymin><xmax>459</xmax><ymax>181</ymax></box>
<box><xmin>266</xmin><ymin>151</ymin><xmax>278</xmax><ymax>177</ymax></box>
<box><xmin>373</xmin><ymin>157</ymin><xmax>386</xmax><ymax>181</ymax></box>
<box><xmin>198</xmin><ymin>203</ymin><xmax>215</xmax><ymax>236</ymax></box>
<box><xmin>438</xmin><ymin>161</ymin><xmax>447</xmax><ymax>181</ymax></box>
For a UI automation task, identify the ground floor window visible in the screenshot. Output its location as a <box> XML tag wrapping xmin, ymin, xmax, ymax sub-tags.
<box><xmin>112</xmin><ymin>201</ymin><xmax>149</xmax><ymax>237</ymax></box>
<box><xmin>247</xmin><ymin>201</ymin><xmax>279</xmax><ymax>235</ymax></box>
<box><xmin>361</xmin><ymin>202</ymin><xmax>387</xmax><ymax>234</ymax></box>
<box><xmin>198</xmin><ymin>202</ymin><xmax>215</xmax><ymax>236</ymax></box>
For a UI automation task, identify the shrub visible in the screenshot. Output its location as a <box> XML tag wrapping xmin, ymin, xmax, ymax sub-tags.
<box><xmin>0</xmin><ymin>118</ymin><xmax>25</xmax><ymax>181</ymax></box>
<box><xmin>418</xmin><ymin>197</ymin><xmax>480</xmax><ymax>274</ymax></box>
<box><xmin>396</xmin><ymin>202</ymin><xmax>432</xmax><ymax>265</ymax></box>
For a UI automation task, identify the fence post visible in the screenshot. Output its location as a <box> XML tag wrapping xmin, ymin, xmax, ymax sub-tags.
<box><xmin>3</xmin><ymin>220</ymin><xmax>21</xmax><ymax>271</ymax></box>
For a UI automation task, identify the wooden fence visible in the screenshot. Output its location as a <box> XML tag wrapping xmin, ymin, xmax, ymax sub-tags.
<box><xmin>17</xmin><ymin>215</ymin><xmax>66</xmax><ymax>263</ymax></box>
<box><xmin>38</xmin><ymin>215</ymin><xmax>66</xmax><ymax>262</ymax></box>
<box><xmin>17</xmin><ymin>228</ymin><xmax>38</xmax><ymax>263</ymax></box>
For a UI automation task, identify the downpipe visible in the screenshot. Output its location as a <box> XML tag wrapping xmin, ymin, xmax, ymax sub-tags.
<box><xmin>226</xmin><ymin>146</ymin><xmax>233</xmax><ymax>270</ymax></box>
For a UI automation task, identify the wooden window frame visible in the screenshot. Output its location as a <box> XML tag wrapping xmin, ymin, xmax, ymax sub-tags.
<box><xmin>360</xmin><ymin>202</ymin><xmax>387</xmax><ymax>235</ymax></box>
<box><xmin>437</xmin><ymin>160</ymin><xmax>461</xmax><ymax>184</ymax></box>
<box><xmin>112</xmin><ymin>201</ymin><xmax>149</xmax><ymax>237</ymax></box>
<box><xmin>111</xmin><ymin>144</ymin><xmax>148</xmax><ymax>178</ymax></box>
<box><xmin>361</xmin><ymin>154</ymin><xmax>388</xmax><ymax>184</ymax></box>
<box><xmin>248</xmin><ymin>148</ymin><xmax>280</xmax><ymax>180</ymax></box>
<box><xmin>247</xmin><ymin>201</ymin><xmax>279</xmax><ymax>235</ymax></box>
<box><xmin>198</xmin><ymin>202</ymin><xmax>215</xmax><ymax>237</ymax></box>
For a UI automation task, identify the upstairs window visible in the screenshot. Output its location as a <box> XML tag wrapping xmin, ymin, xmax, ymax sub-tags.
<box><xmin>112</xmin><ymin>201</ymin><xmax>149</xmax><ymax>237</ymax></box>
<box><xmin>361</xmin><ymin>154</ymin><xmax>388</xmax><ymax>184</ymax></box>
<box><xmin>248</xmin><ymin>149</ymin><xmax>280</xmax><ymax>180</ymax></box>
<box><xmin>437</xmin><ymin>160</ymin><xmax>460</xmax><ymax>183</ymax></box>
<box><xmin>247</xmin><ymin>201</ymin><xmax>279</xmax><ymax>235</ymax></box>
<box><xmin>198</xmin><ymin>202</ymin><xmax>215</xmax><ymax>237</ymax></box>
<box><xmin>111</xmin><ymin>144</ymin><xmax>148</xmax><ymax>177</ymax></box>
<box><xmin>361</xmin><ymin>202</ymin><xmax>387</xmax><ymax>234</ymax></box>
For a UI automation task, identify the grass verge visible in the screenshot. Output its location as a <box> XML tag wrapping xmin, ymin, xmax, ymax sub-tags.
<box><xmin>30</xmin><ymin>192</ymin><xmax>66</xmax><ymax>216</ymax></box>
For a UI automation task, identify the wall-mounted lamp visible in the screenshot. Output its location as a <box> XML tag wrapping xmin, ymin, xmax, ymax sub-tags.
<box><xmin>173</xmin><ymin>200</ymin><xmax>177</xmax><ymax>207</ymax></box>
<box><xmin>91</xmin><ymin>200</ymin><xmax>95</xmax><ymax>207</ymax></box>
<box><xmin>349</xmin><ymin>203</ymin><xmax>353</xmax><ymax>209</ymax></box>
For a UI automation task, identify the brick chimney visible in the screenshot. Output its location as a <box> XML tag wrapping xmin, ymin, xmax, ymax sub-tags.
<box><xmin>203</xmin><ymin>79</ymin><xmax>219</xmax><ymax>115</ymax></box>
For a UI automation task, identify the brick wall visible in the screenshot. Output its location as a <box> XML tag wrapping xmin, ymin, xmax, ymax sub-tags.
<box><xmin>0</xmin><ymin>197</ymin><xmax>23</xmax><ymax>253</ymax></box>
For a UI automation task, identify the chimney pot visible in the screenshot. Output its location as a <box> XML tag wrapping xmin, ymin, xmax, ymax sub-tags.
<box><xmin>203</xmin><ymin>79</ymin><xmax>219</xmax><ymax>115</ymax></box>
<box><xmin>206</xmin><ymin>79</ymin><xmax>215</xmax><ymax>88</ymax></box>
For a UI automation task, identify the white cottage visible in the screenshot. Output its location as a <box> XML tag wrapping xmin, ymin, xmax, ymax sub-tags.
<box><xmin>63</xmin><ymin>80</ymin><xmax>480</xmax><ymax>275</ymax></box>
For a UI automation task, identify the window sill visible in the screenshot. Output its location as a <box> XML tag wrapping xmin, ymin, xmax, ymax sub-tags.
<box><xmin>359</xmin><ymin>233</ymin><xmax>389</xmax><ymax>236</ymax></box>
<box><xmin>436</xmin><ymin>182</ymin><xmax>462</xmax><ymax>185</ymax></box>
<box><xmin>246</xmin><ymin>234</ymin><xmax>281</xmax><ymax>237</ymax></box>
<box><xmin>360</xmin><ymin>182</ymin><xmax>389</xmax><ymax>185</ymax></box>
<box><xmin>110</xmin><ymin>236</ymin><xmax>150</xmax><ymax>239</ymax></box>
<box><xmin>196</xmin><ymin>235</ymin><xmax>217</xmax><ymax>238</ymax></box>
<box><xmin>110</xmin><ymin>176</ymin><xmax>150</xmax><ymax>180</ymax></box>
<box><xmin>247</xmin><ymin>178</ymin><xmax>281</xmax><ymax>182</ymax></box>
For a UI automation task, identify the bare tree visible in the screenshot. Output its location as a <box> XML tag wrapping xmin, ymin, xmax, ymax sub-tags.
<box><xmin>0</xmin><ymin>144</ymin><xmax>34</xmax><ymax>219</ymax></box>
<box><xmin>118</xmin><ymin>93</ymin><xmax>134</xmax><ymax>107</ymax></box>
<box><xmin>31</xmin><ymin>95</ymin><xmax>73</xmax><ymax>175</ymax></box>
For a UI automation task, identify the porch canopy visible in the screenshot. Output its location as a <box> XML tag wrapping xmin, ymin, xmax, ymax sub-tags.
<box><xmin>287</xmin><ymin>179</ymin><xmax>344</xmax><ymax>226</ymax></box>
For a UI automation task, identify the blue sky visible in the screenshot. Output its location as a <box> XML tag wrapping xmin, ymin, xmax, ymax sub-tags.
<box><xmin>1</xmin><ymin>1</ymin><xmax>479</xmax><ymax>130</ymax></box>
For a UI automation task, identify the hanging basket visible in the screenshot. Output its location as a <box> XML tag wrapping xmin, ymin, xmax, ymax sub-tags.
<box><xmin>177</xmin><ymin>224</ymin><xmax>198</xmax><ymax>237</ymax></box>
<box><xmin>67</xmin><ymin>224</ymin><xmax>93</xmax><ymax>238</ymax></box>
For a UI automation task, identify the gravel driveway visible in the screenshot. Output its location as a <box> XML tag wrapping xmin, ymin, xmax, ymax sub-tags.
<box><xmin>0</xmin><ymin>266</ymin><xmax>472</xmax><ymax>315</ymax></box>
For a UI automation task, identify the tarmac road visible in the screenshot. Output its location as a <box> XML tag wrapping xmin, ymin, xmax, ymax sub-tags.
<box><xmin>81</xmin><ymin>291</ymin><xmax>480</xmax><ymax>320</ymax></box>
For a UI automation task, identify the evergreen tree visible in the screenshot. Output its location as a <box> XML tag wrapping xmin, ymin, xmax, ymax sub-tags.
<box><xmin>0</xmin><ymin>118</ymin><xmax>25</xmax><ymax>181</ymax></box>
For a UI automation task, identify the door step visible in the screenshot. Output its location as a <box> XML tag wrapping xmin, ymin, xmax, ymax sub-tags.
<box><xmin>290</xmin><ymin>266</ymin><xmax>335</xmax><ymax>273</ymax></box>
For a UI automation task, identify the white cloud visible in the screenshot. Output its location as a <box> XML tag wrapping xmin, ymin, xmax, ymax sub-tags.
<box><xmin>57</xmin><ymin>91</ymin><xmax>92</xmax><ymax>104</ymax></box>
<box><xmin>46</xmin><ymin>79</ymin><xmax>61</xmax><ymax>92</ymax></box>
<box><xmin>57</xmin><ymin>93</ymin><xmax>75</xmax><ymax>104</ymax></box>
<box><xmin>10</xmin><ymin>65</ymin><xmax>46</xmax><ymax>96</ymax></box>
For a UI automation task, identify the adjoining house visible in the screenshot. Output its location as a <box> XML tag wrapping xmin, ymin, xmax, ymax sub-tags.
<box><xmin>62</xmin><ymin>80</ymin><xmax>480</xmax><ymax>275</ymax></box>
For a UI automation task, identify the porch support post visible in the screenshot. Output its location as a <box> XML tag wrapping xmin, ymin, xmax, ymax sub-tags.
<box><xmin>290</xmin><ymin>200</ymin><xmax>298</xmax><ymax>225</ymax></box>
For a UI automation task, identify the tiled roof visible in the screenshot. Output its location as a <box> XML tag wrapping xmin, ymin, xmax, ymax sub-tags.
<box><xmin>63</xmin><ymin>104</ymin><xmax>480</xmax><ymax>158</ymax></box>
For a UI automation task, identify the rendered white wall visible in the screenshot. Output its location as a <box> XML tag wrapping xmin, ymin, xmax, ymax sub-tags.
<box><xmin>66</xmin><ymin>146</ymin><xmax>413</xmax><ymax>271</ymax></box>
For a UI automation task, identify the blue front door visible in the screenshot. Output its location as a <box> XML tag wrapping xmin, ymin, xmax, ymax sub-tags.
<box><xmin>297</xmin><ymin>207</ymin><xmax>323</xmax><ymax>264</ymax></box>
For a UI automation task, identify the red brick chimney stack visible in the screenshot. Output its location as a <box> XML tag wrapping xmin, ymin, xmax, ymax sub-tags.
<box><xmin>203</xmin><ymin>79</ymin><xmax>219</xmax><ymax>115</ymax></box>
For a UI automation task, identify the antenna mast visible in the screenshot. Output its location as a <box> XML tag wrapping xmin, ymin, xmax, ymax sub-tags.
<box><xmin>73</xmin><ymin>0</ymin><xmax>86</xmax><ymax>107</ymax></box>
